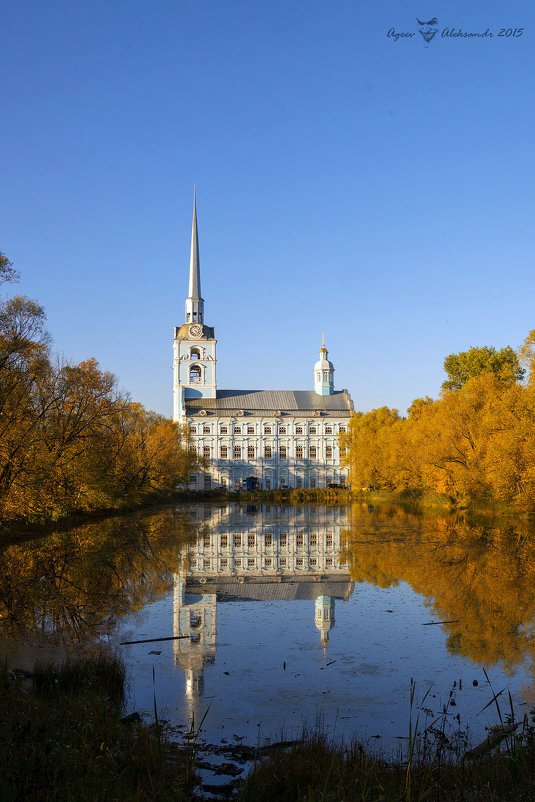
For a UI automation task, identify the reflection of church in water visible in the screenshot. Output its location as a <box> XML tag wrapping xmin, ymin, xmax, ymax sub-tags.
<box><xmin>173</xmin><ymin>504</ymin><xmax>354</xmax><ymax>699</ymax></box>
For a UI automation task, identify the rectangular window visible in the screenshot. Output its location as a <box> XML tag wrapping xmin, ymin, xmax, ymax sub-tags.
<box><xmin>220</xmin><ymin>425</ymin><xmax>228</xmax><ymax>434</ymax></box>
<box><xmin>247</xmin><ymin>558</ymin><xmax>255</xmax><ymax>568</ymax></box>
<box><xmin>203</xmin><ymin>534</ymin><xmax>210</xmax><ymax>547</ymax></box>
<box><xmin>203</xmin><ymin>425</ymin><xmax>210</xmax><ymax>434</ymax></box>
<box><xmin>309</xmin><ymin>426</ymin><xmax>316</xmax><ymax>434</ymax></box>
<box><xmin>247</xmin><ymin>425</ymin><xmax>255</xmax><ymax>435</ymax></box>
<box><xmin>325</xmin><ymin>426</ymin><xmax>333</xmax><ymax>434</ymax></box>
<box><xmin>280</xmin><ymin>532</ymin><xmax>288</xmax><ymax>548</ymax></box>
<box><xmin>279</xmin><ymin>557</ymin><xmax>287</xmax><ymax>567</ymax></box>
<box><xmin>279</xmin><ymin>426</ymin><xmax>286</xmax><ymax>435</ymax></box>
<box><xmin>190</xmin><ymin>559</ymin><xmax>197</xmax><ymax>568</ymax></box>
<box><xmin>309</xmin><ymin>446</ymin><xmax>317</xmax><ymax>460</ymax></box>
<box><xmin>265</xmin><ymin>478</ymin><xmax>271</xmax><ymax>489</ymax></box>
<box><xmin>296</xmin><ymin>557</ymin><xmax>303</xmax><ymax>567</ymax></box>
<box><xmin>234</xmin><ymin>425</ymin><xmax>241</xmax><ymax>434</ymax></box>
<box><xmin>189</xmin><ymin>425</ymin><xmax>196</xmax><ymax>434</ymax></box>
<box><xmin>220</xmin><ymin>558</ymin><xmax>228</xmax><ymax>568</ymax></box>
<box><xmin>248</xmin><ymin>534</ymin><xmax>255</xmax><ymax>548</ymax></box>
<box><xmin>296</xmin><ymin>476</ymin><xmax>302</xmax><ymax>488</ymax></box>
<box><xmin>264</xmin><ymin>533</ymin><xmax>272</xmax><ymax>548</ymax></box>
<box><xmin>310</xmin><ymin>557</ymin><xmax>317</xmax><ymax>567</ymax></box>
<box><xmin>204</xmin><ymin>474</ymin><xmax>211</xmax><ymax>488</ymax></box>
<box><xmin>264</xmin><ymin>557</ymin><xmax>272</xmax><ymax>568</ymax></box>
<box><xmin>325</xmin><ymin>557</ymin><xmax>333</xmax><ymax>567</ymax></box>
<box><xmin>234</xmin><ymin>445</ymin><xmax>242</xmax><ymax>459</ymax></box>
<box><xmin>326</xmin><ymin>445</ymin><xmax>333</xmax><ymax>459</ymax></box>
<box><xmin>220</xmin><ymin>534</ymin><xmax>228</xmax><ymax>548</ymax></box>
<box><xmin>326</xmin><ymin>533</ymin><xmax>333</xmax><ymax>548</ymax></box>
<box><xmin>220</xmin><ymin>445</ymin><xmax>228</xmax><ymax>459</ymax></box>
<box><xmin>279</xmin><ymin>445</ymin><xmax>287</xmax><ymax>460</ymax></box>
<box><xmin>310</xmin><ymin>476</ymin><xmax>317</xmax><ymax>488</ymax></box>
<box><xmin>296</xmin><ymin>533</ymin><xmax>304</xmax><ymax>547</ymax></box>
<box><xmin>203</xmin><ymin>445</ymin><xmax>211</xmax><ymax>458</ymax></box>
<box><xmin>235</xmin><ymin>558</ymin><xmax>242</xmax><ymax>567</ymax></box>
<box><xmin>296</xmin><ymin>445</ymin><xmax>304</xmax><ymax>460</ymax></box>
<box><xmin>295</xmin><ymin>426</ymin><xmax>303</xmax><ymax>434</ymax></box>
<box><xmin>234</xmin><ymin>534</ymin><xmax>242</xmax><ymax>547</ymax></box>
<box><xmin>339</xmin><ymin>426</ymin><xmax>346</xmax><ymax>433</ymax></box>
<box><xmin>264</xmin><ymin>425</ymin><xmax>272</xmax><ymax>434</ymax></box>
<box><xmin>310</xmin><ymin>533</ymin><xmax>317</xmax><ymax>547</ymax></box>
<box><xmin>203</xmin><ymin>559</ymin><xmax>210</xmax><ymax>569</ymax></box>
<box><xmin>264</xmin><ymin>445</ymin><xmax>272</xmax><ymax>459</ymax></box>
<box><xmin>247</xmin><ymin>445</ymin><xmax>255</xmax><ymax>460</ymax></box>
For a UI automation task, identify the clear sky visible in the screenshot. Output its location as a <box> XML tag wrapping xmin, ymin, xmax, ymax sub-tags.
<box><xmin>1</xmin><ymin>1</ymin><xmax>533</xmax><ymax>417</ymax></box>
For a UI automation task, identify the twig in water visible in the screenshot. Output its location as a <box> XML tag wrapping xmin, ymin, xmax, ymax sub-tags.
<box><xmin>120</xmin><ymin>635</ymin><xmax>191</xmax><ymax>645</ymax></box>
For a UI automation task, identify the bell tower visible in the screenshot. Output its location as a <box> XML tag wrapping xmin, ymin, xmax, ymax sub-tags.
<box><xmin>173</xmin><ymin>190</ymin><xmax>217</xmax><ymax>422</ymax></box>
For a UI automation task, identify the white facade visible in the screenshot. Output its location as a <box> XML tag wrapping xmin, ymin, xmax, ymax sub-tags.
<box><xmin>173</xmin><ymin>195</ymin><xmax>354</xmax><ymax>490</ymax></box>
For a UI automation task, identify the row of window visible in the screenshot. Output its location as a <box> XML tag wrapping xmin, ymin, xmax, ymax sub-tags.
<box><xmin>190</xmin><ymin>556</ymin><xmax>335</xmax><ymax>569</ymax></box>
<box><xmin>198</xmin><ymin>532</ymin><xmax>334</xmax><ymax>548</ymax></box>
<box><xmin>203</xmin><ymin>444</ymin><xmax>336</xmax><ymax>460</ymax></box>
<box><xmin>188</xmin><ymin>505</ymin><xmax>346</xmax><ymax>520</ymax></box>
<box><xmin>191</xmin><ymin>424</ymin><xmax>346</xmax><ymax>435</ymax></box>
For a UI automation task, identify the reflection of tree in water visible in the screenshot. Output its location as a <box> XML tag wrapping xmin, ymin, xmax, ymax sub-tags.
<box><xmin>0</xmin><ymin>508</ymin><xmax>199</xmax><ymax>643</ymax></box>
<box><xmin>341</xmin><ymin>503</ymin><xmax>535</xmax><ymax>675</ymax></box>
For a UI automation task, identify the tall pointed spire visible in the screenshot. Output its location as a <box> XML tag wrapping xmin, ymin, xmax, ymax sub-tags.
<box><xmin>188</xmin><ymin>186</ymin><xmax>201</xmax><ymax>299</ymax></box>
<box><xmin>185</xmin><ymin>186</ymin><xmax>204</xmax><ymax>325</ymax></box>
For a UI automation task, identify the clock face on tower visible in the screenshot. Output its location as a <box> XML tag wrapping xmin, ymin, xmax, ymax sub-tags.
<box><xmin>189</xmin><ymin>324</ymin><xmax>202</xmax><ymax>337</ymax></box>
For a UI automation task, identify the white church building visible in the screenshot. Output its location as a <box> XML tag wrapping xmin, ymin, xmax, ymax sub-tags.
<box><xmin>173</xmin><ymin>193</ymin><xmax>353</xmax><ymax>491</ymax></box>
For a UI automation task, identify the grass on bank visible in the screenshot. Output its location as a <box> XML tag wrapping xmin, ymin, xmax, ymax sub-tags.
<box><xmin>239</xmin><ymin>722</ymin><xmax>535</xmax><ymax>802</ymax></box>
<box><xmin>176</xmin><ymin>485</ymin><xmax>535</xmax><ymax>517</ymax></box>
<box><xmin>240</xmin><ymin>677</ymin><xmax>535</xmax><ymax>802</ymax></box>
<box><xmin>0</xmin><ymin>652</ymin><xmax>194</xmax><ymax>802</ymax></box>
<box><xmin>4</xmin><ymin>653</ymin><xmax>535</xmax><ymax>802</ymax></box>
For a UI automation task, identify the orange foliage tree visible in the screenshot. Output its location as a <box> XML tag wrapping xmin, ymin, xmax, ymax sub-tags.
<box><xmin>0</xmin><ymin>254</ymin><xmax>200</xmax><ymax>524</ymax></box>
<box><xmin>341</xmin><ymin>335</ymin><xmax>535</xmax><ymax>510</ymax></box>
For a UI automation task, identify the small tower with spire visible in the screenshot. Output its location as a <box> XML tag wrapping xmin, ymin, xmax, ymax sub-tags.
<box><xmin>314</xmin><ymin>594</ymin><xmax>335</xmax><ymax>650</ymax></box>
<box><xmin>173</xmin><ymin>189</ymin><xmax>217</xmax><ymax>422</ymax></box>
<box><xmin>314</xmin><ymin>334</ymin><xmax>335</xmax><ymax>396</ymax></box>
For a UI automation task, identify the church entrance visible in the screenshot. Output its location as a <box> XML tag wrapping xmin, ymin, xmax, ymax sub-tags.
<box><xmin>245</xmin><ymin>476</ymin><xmax>260</xmax><ymax>492</ymax></box>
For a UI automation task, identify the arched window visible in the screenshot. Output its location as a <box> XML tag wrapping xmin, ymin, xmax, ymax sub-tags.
<box><xmin>316</xmin><ymin>372</ymin><xmax>321</xmax><ymax>381</ymax></box>
<box><xmin>190</xmin><ymin>364</ymin><xmax>202</xmax><ymax>383</ymax></box>
<box><xmin>190</xmin><ymin>348</ymin><xmax>200</xmax><ymax>360</ymax></box>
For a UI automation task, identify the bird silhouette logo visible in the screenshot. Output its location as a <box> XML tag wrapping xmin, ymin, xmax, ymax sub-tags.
<box><xmin>417</xmin><ymin>17</ymin><xmax>439</xmax><ymax>43</ymax></box>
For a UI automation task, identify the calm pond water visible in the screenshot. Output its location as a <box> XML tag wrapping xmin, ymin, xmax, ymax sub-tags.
<box><xmin>2</xmin><ymin>502</ymin><xmax>535</xmax><ymax>753</ymax></box>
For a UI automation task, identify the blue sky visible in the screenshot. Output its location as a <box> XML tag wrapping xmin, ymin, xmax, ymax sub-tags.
<box><xmin>1</xmin><ymin>1</ymin><xmax>533</xmax><ymax>416</ymax></box>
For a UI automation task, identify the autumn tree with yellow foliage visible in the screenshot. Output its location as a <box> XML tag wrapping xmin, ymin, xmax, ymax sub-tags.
<box><xmin>0</xmin><ymin>253</ymin><xmax>200</xmax><ymax>524</ymax></box>
<box><xmin>341</xmin><ymin>337</ymin><xmax>535</xmax><ymax>510</ymax></box>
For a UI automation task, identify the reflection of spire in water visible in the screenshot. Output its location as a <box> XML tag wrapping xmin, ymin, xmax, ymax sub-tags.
<box><xmin>315</xmin><ymin>595</ymin><xmax>335</xmax><ymax>650</ymax></box>
<box><xmin>173</xmin><ymin>571</ymin><xmax>216</xmax><ymax>719</ymax></box>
